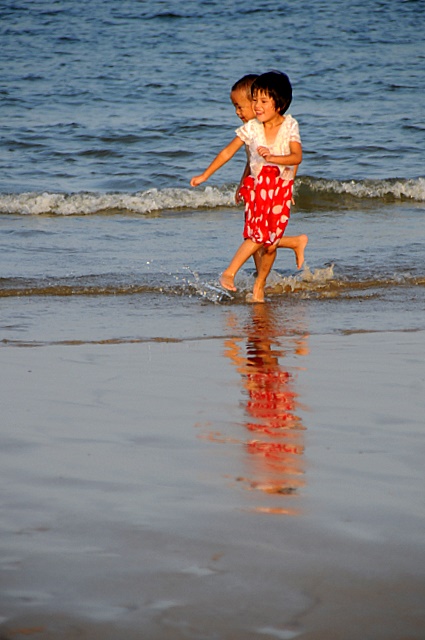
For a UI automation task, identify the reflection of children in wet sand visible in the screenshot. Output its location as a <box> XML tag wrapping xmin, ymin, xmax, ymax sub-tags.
<box><xmin>224</xmin><ymin>305</ymin><xmax>308</xmax><ymax>510</ymax></box>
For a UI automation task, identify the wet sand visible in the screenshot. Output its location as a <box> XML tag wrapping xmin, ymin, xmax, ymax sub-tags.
<box><xmin>1</xmin><ymin>321</ymin><xmax>424</xmax><ymax>639</ymax></box>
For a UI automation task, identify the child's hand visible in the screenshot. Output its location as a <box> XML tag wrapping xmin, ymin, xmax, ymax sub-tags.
<box><xmin>235</xmin><ymin>183</ymin><xmax>243</xmax><ymax>204</ymax></box>
<box><xmin>257</xmin><ymin>146</ymin><xmax>271</xmax><ymax>160</ymax></box>
<box><xmin>190</xmin><ymin>175</ymin><xmax>205</xmax><ymax>187</ymax></box>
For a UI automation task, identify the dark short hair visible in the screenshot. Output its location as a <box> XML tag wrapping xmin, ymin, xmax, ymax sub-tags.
<box><xmin>251</xmin><ymin>71</ymin><xmax>292</xmax><ymax>114</ymax></box>
<box><xmin>231</xmin><ymin>74</ymin><xmax>259</xmax><ymax>96</ymax></box>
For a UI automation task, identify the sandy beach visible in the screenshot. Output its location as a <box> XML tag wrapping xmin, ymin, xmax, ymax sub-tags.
<box><xmin>1</xmin><ymin>317</ymin><xmax>424</xmax><ymax>639</ymax></box>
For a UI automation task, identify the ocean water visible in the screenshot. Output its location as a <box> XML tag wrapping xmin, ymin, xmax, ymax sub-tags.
<box><xmin>0</xmin><ymin>0</ymin><xmax>424</xmax><ymax>343</ymax></box>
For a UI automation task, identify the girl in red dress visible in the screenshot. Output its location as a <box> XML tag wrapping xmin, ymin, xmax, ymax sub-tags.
<box><xmin>191</xmin><ymin>71</ymin><xmax>302</xmax><ymax>302</ymax></box>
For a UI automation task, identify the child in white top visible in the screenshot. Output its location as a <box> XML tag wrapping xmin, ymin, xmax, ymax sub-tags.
<box><xmin>191</xmin><ymin>71</ymin><xmax>302</xmax><ymax>302</ymax></box>
<box><xmin>230</xmin><ymin>74</ymin><xmax>308</xmax><ymax>272</ymax></box>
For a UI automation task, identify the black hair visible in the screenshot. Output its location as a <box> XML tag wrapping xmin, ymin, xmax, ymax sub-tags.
<box><xmin>231</xmin><ymin>74</ymin><xmax>259</xmax><ymax>96</ymax></box>
<box><xmin>251</xmin><ymin>70</ymin><xmax>292</xmax><ymax>115</ymax></box>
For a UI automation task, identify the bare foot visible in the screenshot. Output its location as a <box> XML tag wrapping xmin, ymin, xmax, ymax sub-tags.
<box><xmin>294</xmin><ymin>234</ymin><xmax>308</xmax><ymax>270</ymax></box>
<box><xmin>247</xmin><ymin>281</ymin><xmax>265</xmax><ymax>303</ymax></box>
<box><xmin>246</xmin><ymin>293</ymin><xmax>265</xmax><ymax>303</ymax></box>
<box><xmin>219</xmin><ymin>271</ymin><xmax>237</xmax><ymax>291</ymax></box>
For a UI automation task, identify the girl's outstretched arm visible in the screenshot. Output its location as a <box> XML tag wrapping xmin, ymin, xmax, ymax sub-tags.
<box><xmin>190</xmin><ymin>137</ymin><xmax>244</xmax><ymax>187</ymax></box>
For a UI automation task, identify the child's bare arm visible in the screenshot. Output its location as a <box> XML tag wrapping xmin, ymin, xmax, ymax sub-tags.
<box><xmin>236</xmin><ymin>159</ymin><xmax>250</xmax><ymax>203</ymax></box>
<box><xmin>256</xmin><ymin>140</ymin><xmax>302</xmax><ymax>167</ymax></box>
<box><xmin>191</xmin><ymin>137</ymin><xmax>244</xmax><ymax>187</ymax></box>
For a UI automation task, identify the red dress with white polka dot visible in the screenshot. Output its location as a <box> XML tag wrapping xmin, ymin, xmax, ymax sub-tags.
<box><xmin>239</xmin><ymin>165</ymin><xmax>293</xmax><ymax>247</ymax></box>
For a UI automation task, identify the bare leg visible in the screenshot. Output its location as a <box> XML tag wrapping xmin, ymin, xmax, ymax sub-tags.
<box><xmin>253</xmin><ymin>246</ymin><xmax>264</xmax><ymax>274</ymax></box>
<box><xmin>220</xmin><ymin>239</ymin><xmax>262</xmax><ymax>291</ymax></box>
<box><xmin>250</xmin><ymin>249</ymin><xmax>277</xmax><ymax>303</ymax></box>
<box><xmin>276</xmin><ymin>234</ymin><xmax>308</xmax><ymax>269</ymax></box>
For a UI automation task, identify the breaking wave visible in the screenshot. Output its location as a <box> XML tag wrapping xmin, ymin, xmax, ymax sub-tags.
<box><xmin>0</xmin><ymin>176</ymin><xmax>424</xmax><ymax>216</ymax></box>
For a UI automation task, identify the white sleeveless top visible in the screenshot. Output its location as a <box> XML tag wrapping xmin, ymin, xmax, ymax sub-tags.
<box><xmin>236</xmin><ymin>115</ymin><xmax>301</xmax><ymax>180</ymax></box>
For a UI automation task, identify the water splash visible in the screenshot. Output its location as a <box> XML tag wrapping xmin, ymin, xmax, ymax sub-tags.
<box><xmin>182</xmin><ymin>267</ymin><xmax>234</xmax><ymax>304</ymax></box>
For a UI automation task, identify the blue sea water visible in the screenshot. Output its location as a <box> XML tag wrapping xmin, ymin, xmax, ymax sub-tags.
<box><xmin>0</xmin><ymin>0</ymin><xmax>424</xmax><ymax>341</ymax></box>
<box><xmin>2</xmin><ymin>0</ymin><xmax>425</xmax><ymax>191</ymax></box>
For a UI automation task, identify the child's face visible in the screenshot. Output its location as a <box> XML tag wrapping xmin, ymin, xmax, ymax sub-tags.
<box><xmin>230</xmin><ymin>88</ymin><xmax>255</xmax><ymax>123</ymax></box>
<box><xmin>252</xmin><ymin>90</ymin><xmax>278</xmax><ymax>123</ymax></box>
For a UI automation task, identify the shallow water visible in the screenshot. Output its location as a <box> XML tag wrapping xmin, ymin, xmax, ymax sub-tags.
<box><xmin>1</xmin><ymin>197</ymin><xmax>424</xmax><ymax>348</ymax></box>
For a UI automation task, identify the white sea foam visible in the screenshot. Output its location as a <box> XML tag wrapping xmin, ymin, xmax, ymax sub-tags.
<box><xmin>0</xmin><ymin>186</ymin><xmax>237</xmax><ymax>216</ymax></box>
<box><xmin>301</xmin><ymin>176</ymin><xmax>425</xmax><ymax>201</ymax></box>
<box><xmin>0</xmin><ymin>177</ymin><xmax>423</xmax><ymax>216</ymax></box>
